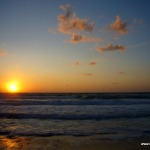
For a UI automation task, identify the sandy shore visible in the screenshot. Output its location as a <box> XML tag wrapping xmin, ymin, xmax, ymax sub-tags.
<box><xmin>0</xmin><ymin>135</ymin><xmax>149</xmax><ymax>150</ymax></box>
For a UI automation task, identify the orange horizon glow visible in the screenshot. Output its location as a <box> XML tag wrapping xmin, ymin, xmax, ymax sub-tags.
<box><xmin>1</xmin><ymin>72</ymin><xmax>150</xmax><ymax>93</ymax></box>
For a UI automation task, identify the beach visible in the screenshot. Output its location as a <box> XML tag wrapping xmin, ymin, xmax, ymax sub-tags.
<box><xmin>0</xmin><ymin>135</ymin><xmax>150</xmax><ymax>150</ymax></box>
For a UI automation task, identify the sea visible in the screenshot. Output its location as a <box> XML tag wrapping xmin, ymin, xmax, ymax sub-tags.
<box><xmin>0</xmin><ymin>93</ymin><xmax>150</xmax><ymax>140</ymax></box>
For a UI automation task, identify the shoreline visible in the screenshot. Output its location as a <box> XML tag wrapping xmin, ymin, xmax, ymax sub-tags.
<box><xmin>0</xmin><ymin>135</ymin><xmax>149</xmax><ymax>150</ymax></box>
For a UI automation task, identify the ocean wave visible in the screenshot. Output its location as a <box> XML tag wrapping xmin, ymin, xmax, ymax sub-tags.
<box><xmin>0</xmin><ymin>112</ymin><xmax>150</xmax><ymax>120</ymax></box>
<box><xmin>0</xmin><ymin>130</ymin><xmax>118</xmax><ymax>137</ymax></box>
<box><xmin>0</xmin><ymin>93</ymin><xmax>150</xmax><ymax>101</ymax></box>
<box><xmin>0</xmin><ymin>99</ymin><xmax>150</xmax><ymax>106</ymax></box>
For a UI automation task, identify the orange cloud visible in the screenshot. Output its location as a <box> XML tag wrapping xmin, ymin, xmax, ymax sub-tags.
<box><xmin>110</xmin><ymin>16</ymin><xmax>128</xmax><ymax>34</ymax></box>
<box><xmin>58</xmin><ymin>4</ymin><xmax>94</xmax><ymax>34</ymax></box>
<box><xmin>88</xmin><ymin>61</ymin><xmax>97</xmax><ymax>65</ymax></box>
<box><xmin>48</xmin><ymin>4</ymin><xmax>102</xmax><ymax>44</ymax></box>
<box><xmin>82</xmin><ymin>73</ymin><xmax>93</xmax><ymax>76</ymax></box>
<box><xmin>74</xmin><ymin>61</ymin><xmax>81</xmax><ymax>66</ymax></box>
<box><xmin>97</xmin><ymin>43</ymin><xmax>126</xmax><ymax>52</ymax></box>
<box><xmin>0</xmin><ymin>50</ymin><xmax>7</xmax><ymax>56</ymax></box>
<box><xmin>70</xmin><ymin>34</ymin><xmax>103</xmax><ymax>43</ymax></box>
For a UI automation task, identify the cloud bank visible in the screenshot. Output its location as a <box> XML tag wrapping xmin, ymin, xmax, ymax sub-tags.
<box><xmin>49</xmin><ymin>4</ymin><xmax>132</xmax><ymax>53</ymax></box>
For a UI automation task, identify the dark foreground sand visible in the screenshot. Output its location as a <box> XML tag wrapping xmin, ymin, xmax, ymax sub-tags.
<box><xmin>0</xmin><ymin>135</ymin><xmax>149</xmax><ymax>150</ymax></box>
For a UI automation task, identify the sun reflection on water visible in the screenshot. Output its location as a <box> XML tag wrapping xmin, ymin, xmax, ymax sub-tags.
<box><xmin>1</xmin><ymin>137</ymin><xmax>19</xmax><ymax>149</ymax></box>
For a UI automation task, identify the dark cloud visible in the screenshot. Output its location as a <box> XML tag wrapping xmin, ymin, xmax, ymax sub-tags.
<box><xmin>96</xmin><ymin>43</ymin><xmax>126</xmax><ymax>52</ymax></box>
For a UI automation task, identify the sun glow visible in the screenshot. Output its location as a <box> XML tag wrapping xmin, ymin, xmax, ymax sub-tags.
<box><xmin>10</xmin><ymin>84</ymin><xmax>17</xmax><ymax>91</ymax></box>
<box><xmin>7</xmin><ymin>82</ymin><xmax>19</xmax><ymax>93</ymax></box>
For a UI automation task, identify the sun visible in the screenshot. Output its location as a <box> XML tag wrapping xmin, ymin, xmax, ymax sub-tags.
<box><xmin>8</xmin><ymin>83</ymin><xmax>18</xmax><ymax>93</ymax></box>
<box><xmin>5</xmin><ymin>81</ymin><xmax>21</xmax><ymax>93</ymax></box>
<box><xmin>10</xmin><ymin>84</ymin><xmax>17</xmax><ymax>92</ymax></box>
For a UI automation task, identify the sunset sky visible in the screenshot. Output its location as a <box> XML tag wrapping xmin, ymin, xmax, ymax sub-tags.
<box><xmin>0</xmin><ymin>0</ymin><xmax>150</xmax><ymax>93</ymax></box>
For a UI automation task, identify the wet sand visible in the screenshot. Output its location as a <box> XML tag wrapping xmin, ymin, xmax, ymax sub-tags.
<box><xmin>0</xmin><ymin>135</ymin><xmax>149</xmax><ymax>150</ymax></box>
